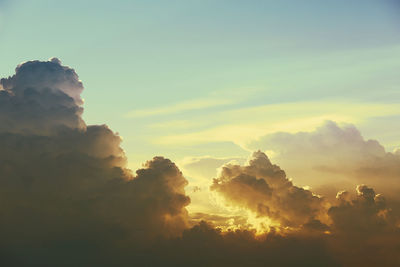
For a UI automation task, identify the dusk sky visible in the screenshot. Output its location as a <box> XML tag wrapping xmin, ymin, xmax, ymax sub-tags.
<box><xmin>1</xmin><ymin>1</ymin><xmax>400</xmax><ymax>266</ymax></box>
<box><xmin>2</xmin><ymin>0</ymin><xmax>400</xmax><ymax>165</ymax></box>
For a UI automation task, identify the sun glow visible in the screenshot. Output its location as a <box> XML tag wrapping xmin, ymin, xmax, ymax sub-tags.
<box><xmin>245</xmin><ymin>211</ymin><xmax>279</xmax><ymax>235</ymax></box>
<box><xmin>188</xmin><ymin>190</ymin><xmax>281</xmax><ymax>235</ymax></box>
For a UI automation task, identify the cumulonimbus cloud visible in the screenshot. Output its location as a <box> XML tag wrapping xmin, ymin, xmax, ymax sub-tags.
<box><xmin>0</xmin><ymin>59</ymin><xmax>399</xmax><ymax>266</ymax></box>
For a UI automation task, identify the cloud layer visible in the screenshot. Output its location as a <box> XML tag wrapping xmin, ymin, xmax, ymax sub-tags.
<box><xmin>0</xmin><ymin>59</ymin><xmax>399</xmax><ymax>266</ymax></box>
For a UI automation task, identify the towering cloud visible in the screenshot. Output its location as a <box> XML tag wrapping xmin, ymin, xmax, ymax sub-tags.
<box><xmin>0</xmin><ymin>59</ymin><xmax>191</xmax><ymax>266</ymax></box>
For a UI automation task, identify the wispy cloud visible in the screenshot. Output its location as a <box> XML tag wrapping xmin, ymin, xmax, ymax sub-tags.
<box><xmin>125</xmin><ymin>98</ymin><xmax>236</xmax><ymax>118</ymax></box>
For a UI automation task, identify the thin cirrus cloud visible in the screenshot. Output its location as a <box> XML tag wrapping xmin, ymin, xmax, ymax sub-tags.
<box><xmin>125</xmin><ymin>97</ymin><xmax>237</xmax><ymax>118</ymax></box>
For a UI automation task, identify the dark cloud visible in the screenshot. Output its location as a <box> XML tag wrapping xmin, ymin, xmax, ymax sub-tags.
<box><xmin>189</xmin><ymin>212</ymin><xmax>248</xmax><ymax>229</ymax></box>
<box><xmin>329</xmin><ymin>185</ymin><xmax>392</xmax><ymax>234</ymax></box>
<box><xmin>150</xmin><ymin>221</ymin><xmax>340</xmax><ymax>267</ymax></box>
<box><xmin>0</xmin><ymin>59</ymin><xmax>190</xmax><ymax>266</ymax></box>
<box><xmin>327</xmin><ymin>185</ymin><xmax>400</xmax><ymax>266</ymax></box>
<box><xmin>0</xmin><ymin>59</ymin><xmax>399</xmax><ymax>266</ymax></box>
<box><xmin>0</xmin><ymin>58</ymin><xmax>85</xmax><ymax>135</ymax></box>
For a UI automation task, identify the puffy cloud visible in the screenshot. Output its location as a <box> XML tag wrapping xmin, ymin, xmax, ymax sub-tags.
<box><xmin>1</xmin><ymin>58</ymin><xmax>83</xmax><ymax>104</ymax></box>
<box><xmin>247</xmin><ymin>121</ymin><xmax>400</xmax><ymax>199</ymax></box>
<box><xmin>329</xmin><ymin>185</ymin><xmax>395</xmax><ymax>235</ymax></box>
<box><xmin>211</xmin><ymin>151</ymin><xmax>327</xmax><ymax>229</ymax></box>
<box><xmin>0</xmin><ymin>59</ymin><xmax>191</xmax><ymax>265</ymax></box>
<box><xmin>0</xmin><ymin>58</ymin><xmax>85</xmax><ymax>134</ymax></box>
<box><xmin>327</xmin><ymin>185</ymin><xmax>400</xmax><ymax>266</ymax></box>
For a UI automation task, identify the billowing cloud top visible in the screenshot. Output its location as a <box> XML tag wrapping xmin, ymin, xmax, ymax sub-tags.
<box><xmin>0</xmin><ymin>58</ymin><xmax>85</xmax><ymax>134</ymax></box>
<box><xmin>211</xmin><ymin>151</ymin><xmax>326</xmax><ymax>229</ymax></box>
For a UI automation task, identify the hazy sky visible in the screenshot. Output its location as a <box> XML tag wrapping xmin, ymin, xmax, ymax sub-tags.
<box><xmin>1</xmin><ymin>0</ymin><xmax>400</xmax><ymax>169</ymax></box>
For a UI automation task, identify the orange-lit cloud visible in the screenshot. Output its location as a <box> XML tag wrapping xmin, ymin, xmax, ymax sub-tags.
<box><xmin>210</xmin><ymin>151</ymin><xmax>328</xmax><ymax>231</ymax></box>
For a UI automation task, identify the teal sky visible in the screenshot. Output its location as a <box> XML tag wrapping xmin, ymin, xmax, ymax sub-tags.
<box><xmin>1</xmin><ymin>0</ymin><xmax>400</xmax><ymax>169</ymax></box>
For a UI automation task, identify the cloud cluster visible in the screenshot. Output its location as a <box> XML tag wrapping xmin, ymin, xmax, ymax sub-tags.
<box><xmin>184</xmin><ymin>128</ymin><xmax>400</xmax><ymax>265</ymax></box>
<box><xmin>208</xmin><ymin>154</ymin><xmax>400</xmax><ymax>266</ymax></box>
<box><xmin>1</xmin><ymin>59</ymin><xmax>399</xmax><ymax>266</ymax></box>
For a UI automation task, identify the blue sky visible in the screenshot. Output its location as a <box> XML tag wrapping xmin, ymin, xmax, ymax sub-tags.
<box><xmin>1</xmin><ymin>0</ymin><xmax>400</xmax><ymax>168</ymax></box>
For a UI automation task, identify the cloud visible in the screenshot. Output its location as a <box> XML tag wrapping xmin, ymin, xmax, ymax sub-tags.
<box><xmin>248</xmin><ymin>121</ymin><xmax>400</xmax><ymax>199</ymax></box>
<box><xmin>0</xmin><ymin>58</ymin><xmax>85</xmax><ymax>135</ymax></box>
<box><xmin>155</xmin><ymin>101</ymin><xmax>400</xmax><ymax>147</ymax></box>
<box><xmin>211</xmin><ymin>151</ymin><xmax>328</xmax><ymax>229</ymax></box>
<box><xmin>178</xmin><ymin>156</ymin><xmax>247</xmax><ymax>218</ymax></box>
<box><xmin>126</xmin><ymin>87</ymin><xmax>261</xmax><ymax>119</ymax></box>
<box><xmin>178</xmin><ymin>184</ymin><xmax>399</xmax><ymax>267</ymax></box>
<box><xmin>149</xmin><ymin>221</ymin><xmax>340</xmax><ymax>267</ymax></box>
<box><xmin>329</xmin><ymin>185</ymin><xmax>392</xmax><ymax>234</ymax></box>
<box><xmin>209</xmin><ymin>153</ymin><xmax>400</xmax><ymax>265</ymax></box>
<box><xmin>326</xmin><ymin>185</ymin><xmax>400</xmax><ymax>266</ymax></box>
<box><xmin>1</xmin><ymin>58</ymin><xmax>399</xmax><ymax>266</ymax></box>
<box><xmin>180</xmin><ymin>150</ymin><xmax>400</xmax><ymax>265</ymax></box>
<box><xmin>0</xmin><ymin>59</ymin><xmax>191</xmax><ymax>265</ymax></box>
<box><xmin>1</xmin><ymin>57</ymin><xmax>84</xmax><ymax>105</ymax></box>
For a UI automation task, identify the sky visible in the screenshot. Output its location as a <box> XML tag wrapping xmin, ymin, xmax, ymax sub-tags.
<box><xmin>1</xmin><ymin>1</ymin><xmax>400</xmax><ymax>266</ymax></box>
<box><xmin>1</xmin><ymin>0</ymin><xmax>400</xmax><ymax>168</ymax></box>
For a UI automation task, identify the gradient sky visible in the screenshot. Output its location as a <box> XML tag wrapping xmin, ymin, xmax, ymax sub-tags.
<box><xmin>1</xmin><ymin>0</ymin><xmax>400</xmax><ymax>169</ymax></box>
